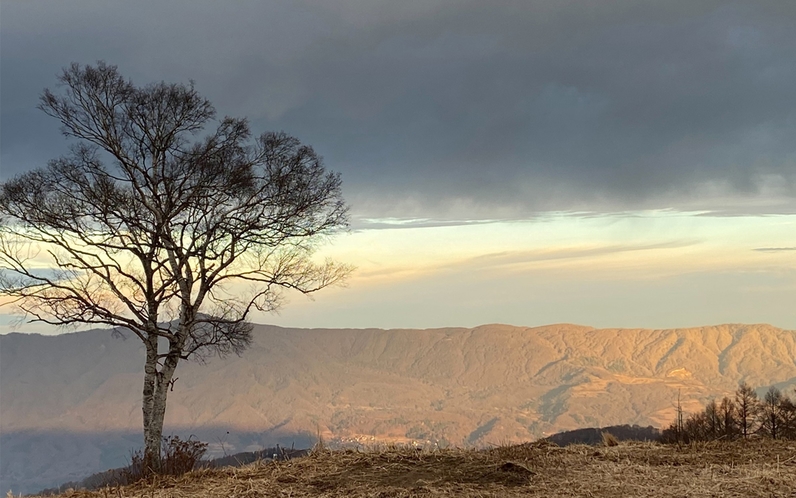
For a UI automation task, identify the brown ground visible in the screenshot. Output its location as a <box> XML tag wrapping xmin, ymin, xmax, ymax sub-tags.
<box><xmin>40</xmin><ymin>440</ymin><xmax>796</xmax><ymax>497</ymax></box>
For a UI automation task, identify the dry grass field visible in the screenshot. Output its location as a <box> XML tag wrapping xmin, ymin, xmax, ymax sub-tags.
<box><xmin>32</xmin><ymin>439</ymin><xmax>796</xmax><ymax>498</ymax></box>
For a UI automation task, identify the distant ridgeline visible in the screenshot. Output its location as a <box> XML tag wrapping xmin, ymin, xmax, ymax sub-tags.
<box><xmin>544</xmin><ymin>424</ymin><xmax>661</xmax><ymax>446</ymax></box>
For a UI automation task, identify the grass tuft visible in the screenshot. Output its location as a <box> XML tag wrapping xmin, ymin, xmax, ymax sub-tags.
<box><xmin>601</xmin><ymin>431</ymin><xmax>619</xmax><ymax>447</ymax></box>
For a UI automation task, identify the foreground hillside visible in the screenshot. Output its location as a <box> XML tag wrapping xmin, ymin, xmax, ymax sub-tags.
<box><xmin>37</xmin><ymin>440</ymin><xmax>796</xmax><ymax>498</ymax></box>
<box><xmin>2</xmin><ymin>323</ymin><xmax>796</xmax><ymax>493</ymax></box>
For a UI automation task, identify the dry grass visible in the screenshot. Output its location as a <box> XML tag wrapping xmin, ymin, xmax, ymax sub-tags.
<box><xmin>37</xmin><ymin>439</ymin><xmax>796</xmax><ymax>497</ymax></box>
<box><xmin>601</xmin><ymin>432</ymin><xmax>620</xmax><ymax>447</ymax></box>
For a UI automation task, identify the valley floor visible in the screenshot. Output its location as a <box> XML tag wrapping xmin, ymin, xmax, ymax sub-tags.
<box><xmin>40</xmin><ymin>439</ymin><xmax>795</xmax><ymax>497</ymax></box>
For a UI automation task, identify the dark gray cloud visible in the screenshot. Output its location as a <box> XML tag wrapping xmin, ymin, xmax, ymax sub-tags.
<box><xmin>2</xmin><ymin>0</ymin><xmax>795</xmax><ymax>217</ymax></box>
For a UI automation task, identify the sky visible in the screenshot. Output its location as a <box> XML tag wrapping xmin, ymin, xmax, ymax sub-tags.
<box><xmin>1</xmin><ymin>0</ymin><xmax>795</xmax><ymax>332</ymax></box>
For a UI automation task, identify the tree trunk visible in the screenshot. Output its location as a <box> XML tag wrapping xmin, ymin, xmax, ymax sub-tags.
<box><xmin>142</xmin><ymin>337</ymin><xmax>160</xmax><ymax>472</ymax></box>
<box><xmin>142</xmin><ymin>337</ymin><xmax>179</xmax><ymax>473</ymax></box>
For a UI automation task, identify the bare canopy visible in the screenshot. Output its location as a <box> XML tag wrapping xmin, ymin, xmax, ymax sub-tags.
<box><xmin>0</xmin><ymin>61</ymin><xmax>350</xmax><ymax>470</ymax></box>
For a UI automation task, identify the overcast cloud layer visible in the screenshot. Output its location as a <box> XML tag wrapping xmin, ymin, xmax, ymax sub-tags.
<box><xmin>2</xmin><ymin>0</ymin><xmax>795</xmax><ymax>218</ymax></box>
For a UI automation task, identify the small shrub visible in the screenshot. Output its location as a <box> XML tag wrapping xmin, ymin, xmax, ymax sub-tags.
<box><xmin>163</xmin><ymin>435</ymin><xmax>209</xmax><ymax>474</ymax></box>
<box><xmin>122</xmin><ymin>435</ymin><xmax>208</xmax><ymax>483</ymax></box>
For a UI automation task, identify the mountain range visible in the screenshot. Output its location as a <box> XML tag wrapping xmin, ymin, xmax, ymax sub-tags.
<box><xmin>2</xmin><ymin>323</ymin><xmax>795</xmax><ymax>494</ymax></box>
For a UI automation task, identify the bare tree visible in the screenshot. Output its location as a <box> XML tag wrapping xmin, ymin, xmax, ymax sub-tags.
<box><xmin>704</xmin><ymin>399</ymin><xmax>720</xmax><ymax>439</ymax></box>
<box><xmin>781</xmin><ymin>394</ymin><xmax>796</xmax><ymax>440</ymax></box>
<box><xmin>0</xmin><ymin>62</ymin><xmax>350</xmax><ymax>471</ymax></box>
<box><xmin>759</xmin><ymin>386</ymin><xmax>786</xmax><ymax>439</ymax></box>
<box><xmin>735</xmin><ymin>382</ymin><xmax>759</xmax><ymax>439</ymax></box>
<box><xmin>718</xmin><ymin>396</ymin><xmax>737</xmax><ymax>440</ymax></box>
<box><xmin>661</xmin><ymin>390</ymin><xmax>687</xmax><ymax>444</ymax></box>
